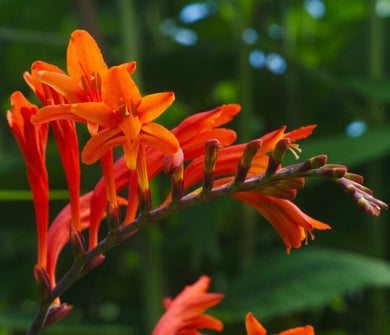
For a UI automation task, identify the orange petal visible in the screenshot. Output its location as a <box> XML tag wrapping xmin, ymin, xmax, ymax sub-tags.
<box><xmin>102</xmin><ymin>66</ymin><xmax>141</xmax><ymax>109</ymax></box>
<box><xmin>245</xmin><ymin>313</ymin><xmax>267</xmax><ymax>335</ymax></box>
<box><xmin>71</xmin><ymin>102</ymin><xmax>122</xmax><ymax>128</ymax></box>
<box><xmin>172</xmin><ymin>104</ymin><xmax>240</xmax><ymax>144</ymax></box>
<box><xmin>232</xmin><ymin>193</ymin><xmax>308</xmax><ymax>253</ymax></box>
<box><xmin>181</xmin><ymin>314</ymin><xmax>224</xmax><ymax>332</ymax></box>
<box><xmin>284</xmin><ymin>125</ymin><xmax>316</xmax><ymax>142</ymax></box>
<box><xmin>123</xmin><ymin>140</ymin><xmax>140</xmax><ymax>170</ymax></box>
<box><xmin>37</xmin><ymin>71</ymin><xmax>85</xmax><ymax>103</ymax></box>
<box><xmin>81</xmin><ymin>128</ymin><xmax>124</xmax><ymax>164</ymax></box>
<box><xmin>67</xmin><ymin>30</ymin><xmax>108</xmax><ymax>83</ymax></box>
<box><xmin>139</xmin><ymin>123</ymin><xmax>179</xmax><ymax>154</ymax></box>
<box><xmin>136</xmin><ymin>143</ymin><xmax>149</xmax><ymax>192</ymax></box>
<box><xmin>278</xmin><ymin>325</ymin><xmax>315</xmax><ymax>335</ymax></box>
<box><xmin>181</xmin><ymin>128</ymin><xmax>237</xmax><ymax>160</ymax></box>
<box><xmin>117</xmin><ymin>61</ymin><xmax>137</xmax><ymax>76</ymax></box>
<box><xmin>138</xmin><ymin>92</ymin><xmax>175</xmax><ymax>124</ymax></box>
<box><xmin>118</xmin><ymin>116</ymin><xmax>142</xmax><ymax>142</ymax></box>
<box><xmin>257</xmin><ymin>126</ymin><xmax>286</xmax><ymax>155</ymax></box>
<box><xmin>31</xmin><ymin>105</ymin><xmax>84</xmax><ymax>124</ymax></box>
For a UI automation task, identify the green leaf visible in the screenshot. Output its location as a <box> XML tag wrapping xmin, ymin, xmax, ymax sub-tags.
<box><xmin>285</xmin><ymin>125</ymin><xmax>390</xmax><ymax>168</ymax></box>
<box><xmin>217</xmin><ymin>247</ymin><xmax>390</xmax><ymax>322</ymax></box>
<box><xmin>345</xmin><ymin>78</ymin><xmax>390</xmax><ymax>103</ymax></box>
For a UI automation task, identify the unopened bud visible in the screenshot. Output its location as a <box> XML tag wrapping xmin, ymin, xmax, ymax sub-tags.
<box><xmin>69</xmin><ymin>229</ymin><xmax>86</xmax><ymax>261</ymax></box>
<box><xmin>234</xmin><ymin>140</ymin><xmax>262</xmax><ymax>185</ymax></box>
<box><xmin>320</xmin><ymin>167</ymin><xmax>347</xmax><ymax>178</ymax></box>
<box><xmin>204</xmin><ymin>139</ymin><xmax>220</xmax><ymax>173</ymax></box>
<box><xmin>301</xmin><ymin>155</ymin><xmax>327</xmax><ymax>171</ymax></box>
<box><xmin>241</xmin><ymin>140</ymin><xmax>262</xmax><ymax>168</ymax></box>
<box><xmin>344</xmin><ymin>173</ymin><xmax>364</xmax><ymax>184</ymax></box>
<box><xmin>33</xmin><ymin>266</ymin><xmax>51</xmax><ymax>300</ymax></box>
<box><xmin>44</xmin><ymin>303</ymin><xmax>73</xmax><ymax>328</ymax></box>
<box><xmin>163</xmin><ymin>149</ymin><xmax>184</xmax><ymax>176</ymax></box>
<box><xmin>137</xmin><ymin>186</ymin><xmax>152</xmax><ymax>214</ymax></box>
<box><xmin>202</xmin><ymin>140</ymin><xmax>220</xmax><ymax>193</ymax></box>
<box><xmin>172</xmin><ymin>165</ymin><xmax>184</xmax><ymax>202</ymax></box>
<box><xmin>106</xmin><ymin>202</ymin><xmax>120</xmax><ymax>233</ymax></box>
<box><xmin>164</xmin><ymin>149</ymin><xmax>184</xmax><ymax>202</ymax></box>
<box><xmin>265</xmin><ymin>138</ymin><xmax>290</xmax><ymax>176</ymax></box>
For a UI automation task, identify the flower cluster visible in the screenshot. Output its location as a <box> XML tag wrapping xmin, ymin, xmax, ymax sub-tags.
<box><xmin>6</xmin><ymin>30</ymin><xmax>387</xmax><ymax>333</ymax></box>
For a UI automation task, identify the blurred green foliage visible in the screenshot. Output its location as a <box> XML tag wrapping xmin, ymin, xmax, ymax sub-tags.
<box><xmin>0</xmin><ymin>0</ymin><xmax>389</xmax><ymax>334</ymax></box>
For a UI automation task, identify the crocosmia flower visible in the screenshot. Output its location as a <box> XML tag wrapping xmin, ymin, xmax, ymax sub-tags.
<box><xmin>153</xmin><ymin>276</ymin><xmax>224</xmax><ymax>334</ymax></box>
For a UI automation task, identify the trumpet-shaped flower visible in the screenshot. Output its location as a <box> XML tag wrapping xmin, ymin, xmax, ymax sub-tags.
<box><xmin>153</xmin><ymin>276</ymin><xmax>224</xmax><ymax>335</ymax></box>
<box><xmin>6</xmin><ymin>92</ymin><xmax>49</xmax><ymax>269</ymax></box>
<box><xmin>24</xmin><ymin>61</ymin><xmax>81</xmax><ymax>231</ymax></box>
<box><xmin>246</xmin><ymin>313</ymin><xmax>314</xmax><ymax>335</ymax></box>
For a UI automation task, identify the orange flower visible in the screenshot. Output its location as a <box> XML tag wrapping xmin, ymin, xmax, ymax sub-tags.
<box><xmin>246</xmin><ymin>313</ymin><xmax>314</xmax><ymax>335</ymax></box>
<box><xmin>6</xmin><ymin>92</ymin><xmax>49</xmax><ymax>269</ymax></box>
<box><xmin>233</xmin><ymin>193</ymin><xmax>330</xmax><ymax>254</ymax></box>
<box><xmin>70</xmin><ymin>65</ymin><xmax>180</xmax><ymax>189</ymax></box>
<box><xmin>153</xmin><ymin>276</ymin><xmax>224</xmax><ymax>335</ymax></box>
<box><xmin>32</xmin><ymin>30</ymin><xmax>179</xmax><ymax>197</ymax></box>
<box><xmin>24</xmin><ymin>61</ymin><xmax>81</xmax><ymax>231</ymax></box>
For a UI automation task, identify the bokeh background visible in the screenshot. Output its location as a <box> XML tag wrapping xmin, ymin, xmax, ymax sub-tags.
<box><xmin>1</xmin><ymin>0</ymin><xmax>390</xmax><ymax>334</ymax></box>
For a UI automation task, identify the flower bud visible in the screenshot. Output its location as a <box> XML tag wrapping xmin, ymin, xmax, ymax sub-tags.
<box><xmin>44</xmin><ymin>303</ymin><xmax>73</xmax><ymax>328</ymax></box>
<box><xmin>300</xmin><ymin>155</ymin><xmax>327</xmax><ymax>171</ymax></box>
<box><xmin>33</xmin><ymin>266</ymin><xmax>51</xmax><ymax>300</ymax></box>
<box><xmin>137</xmin><ymin>186</ymin><xmax>152</xmax><ymax>214</ymax></box>
<box><xmin>69</xmin><ymin>229</ymin><xmax>86</xmax><ymax>261</ymax></box>
<box><xmin>202</xmin><ymin>139</ymin><xmax>220</xmax><ymax>193</ymax></box>
<box><xmin>265</xmin><ymin>138</ymin><xmax>290</xmax><ymax>176</ymax></box>
<box><xmin>106</xmin><ymin>202</ymin><xmax>120</xmax><ymax>234</ymax></box>
<box><xmin>234</xmin><ymin>140</ymin><xmax>262</xmax><ymax>185</ymax></box>
<box><xmin>164</xmin><ymin>149</ymin><xmax>184</xmax><ymax>202</ymax></box>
